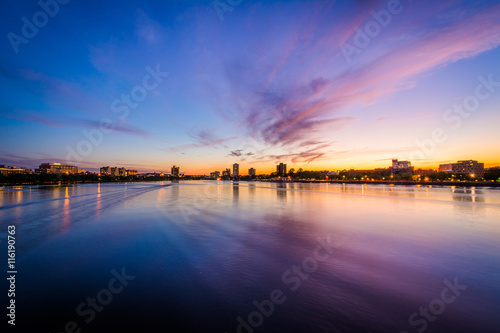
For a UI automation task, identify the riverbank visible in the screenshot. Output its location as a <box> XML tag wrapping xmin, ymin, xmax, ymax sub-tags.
<box><xmin>284</xmin><ymin>180</ymin><xmax>500</xmax><ymax>187</ymax></box>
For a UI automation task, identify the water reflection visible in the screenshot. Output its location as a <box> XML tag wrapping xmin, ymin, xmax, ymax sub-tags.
<box><xmin>232</xmin><ymin>182</ymin><xmax>239</xmax><ymax>205</ymax></box>
<box><xmin>1</xmin><ymin>182</ymin><xmax>500</xmax><ymax>333</ymax></box>
<box><xmin>61</xmin><ymin>186</ymin><xmax>70</xmax><ymax>233</ymax></box>
<box><xmin>277</xmin><ymin>183</ymin><xmax>287</xmax><ymax>201</ymax></box>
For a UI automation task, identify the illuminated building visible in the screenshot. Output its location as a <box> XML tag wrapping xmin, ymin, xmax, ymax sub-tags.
<box><xmin>233</xmin><ymin>163</ymin><xmax>239</xmax><ymax>177</ymax></box>
<box><xmin>37</xmin><ymin>163</ymin><xmax>78</xmax><ymax>174</ymax></box>
<box><xmin>446</xmin><ymin>160</ymin><xmax>485</xmax><ymax>177</ymax></box>
<box><xmin>389</xmin><ymin>159</ymin><xmax>414</xmax><ymax>173</ymax></box>
<box><xmin>0</xmin><ymin>166</ymin><xmax>32</xmax><ymax>176</ymax></box>
<box><xmin>222</xmin><ymin>168</ymin><xmax>231</xmax><ymax>177</ymax></box>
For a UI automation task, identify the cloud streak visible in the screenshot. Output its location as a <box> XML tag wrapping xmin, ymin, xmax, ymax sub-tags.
<box><xmin>198</xmin><ymin>0</ymin><xmax>500</xmax><ymax>163</ymax></box>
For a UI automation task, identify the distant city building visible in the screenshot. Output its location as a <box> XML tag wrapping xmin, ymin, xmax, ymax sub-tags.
<box><xmin>438</xmin><ymin>164</ymin><xmax>453</xmax><ymax>172</ymax></box>
<box><xmin>210</xmin><ymin>171</ymin><xmax>221</xmax><ymax>179</ymax></box>
<box><xmin>171</xmin><ymin>165</ymin><xmax>180</xmax><ymax>177</ymax></box>
<box><xmin>110</xmin><ymin>167</ymin><xmax>119</xmax><ymax>176</ymax></box>
<box><xmin>119</xmin><ymin>167</ymin><xmax>127</xmax><ymax>177</ymax></box>
<box><xmin>440</xmin><ymin>160</ymin><xmax>485</xmax><ymax>177</ymax></box>
<box><xmin>232</xmin><ymin>163</ymin><xmax>239</xmax><ymax>177</ymax></box>
<box><xmin>390</xmin><ymin>159</ymin><xmax>414</xmax><ymax>173</ymax></box>
<box><xmin>222</xmin><ymin>168</ymin><xmax>231</xmax><ymax>177</ymax></box>
<box><xmin>248</xmin><ymin>168</ymin><xmax>256</xmax><ymax>177</ymax></box>
<box><xmin>277</xmin><ymin>163</ymin><xmax>287</xmax><ymax>176</ymax></box>
<box><xmin>37</xmin><ymin>163</ymin><xmax>78</xmax><ymax>174</ymax></box>
<box><xmin>0</xmin><ymin>166</ymin><xmax>32</xmax><ymax>176</ymax></box>
<box><xmin>100</xmin><ymin>166</ymin><xmax>111</xmax><ymax>175</ymax></box>
<box><xmin>100</xmin><ymin>166</ymin><xmax>137</xmax><ymax>176</ymax></box>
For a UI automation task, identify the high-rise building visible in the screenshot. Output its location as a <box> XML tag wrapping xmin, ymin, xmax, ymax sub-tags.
<box><xmin>233</xmin><ymin>163</ymin><xmax>239</xmax><ymax>177</ymax></box>
<box><xmin>100</xmin><ymin>166</ymin><xmax>111</xmax><ymax>175</ymax></box>
<box><xmin>222</xmin><ymin>168</ymin><xmax>231</xmax><ymax>177</ymax></box>
<box><xmin>119</xmin><ymin>168</ymin><xmax>127</xmax><ymax>177</ymax></box>
<box><xmin>277</xmin><ymin>163</ymin><xmax>287</xmax><ymax>176</ymax></box>
<box><xmin>37</xmin><ymin>163</ymin><xmax>78</xmax><ymax>174</ymax></box>
<box><xmin>110</xmin><ymin>167</ymin><xmax>119</xmax><ymax>177</ymax></box>
<box><xmin>171</xmin><ymin>165</ymin><xmax>180</xmax><ymax>177</ymax></box>
<box><xmin>248</xmin><ymin>168</ymin><xmax>256</xmax><ymax>177</ymax></box>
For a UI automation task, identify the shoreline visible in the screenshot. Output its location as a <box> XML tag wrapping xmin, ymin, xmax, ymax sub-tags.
<box><xmin>1</xmin><ymin>179</ymin><xmax>499</xmax><ymax>188</ymax></box>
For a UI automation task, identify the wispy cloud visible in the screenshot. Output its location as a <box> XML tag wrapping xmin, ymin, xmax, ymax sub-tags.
<box><xmin>3</xmin><ymin>110</ymin><xmax>151</xmax><ymax>137</ymax></box>
<box><xmin>199</xmin><ymin>0</ymin><xmax>500</xmax><ymax>162</ymax></box>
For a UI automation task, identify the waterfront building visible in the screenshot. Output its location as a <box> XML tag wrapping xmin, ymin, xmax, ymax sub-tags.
<box><xmin>438</xmin><ymin>164</ymin><xmax>453</xmax><ymax>172</ymax></box>
<box><xmin>233</xmin><ymin>163</ymin><xmax>239</xmax><ymax>177</ymax></box>
<box><xmin>100</xmin><ymin>166</ymin><xmax>111</xmax><ymax>175</ymax></box>
<box><xmin>450</xmin><ymin>160</ymin><xmax>484</xmax><ymax>177</ymax></box>
<box><xmin>222</xmin><ymin>168</ymin><xmax>231</xmax><ymax>177</ymax></box>
<box><xmin>277</xmin><ymin>163</ymin><xmax>287</xmax><ymax>176</ymax></box>
<box><xmin>248</xmin><ymin>168</ymin><xmax>256</xmax><ymax>177</ymax></box>
<box><xmin>110</xmin><ymin>167</ymin><xmax>119</xmax><ymax>176</ymax></box>
<box><xmin>119</xmin><ymin>168</ymin><xmax>127</xmax><ymax>177</ymax></box>
<box><xmin>171</xmin><ymin>165</ymin><xmax>180</xmax><ymax>177</ymax></box>
<box><xmin>390</xmin><ymin>159</ymin><xmax>414</xmax><ymax>173</ymax></box>
<box><xmin>37</xmin><ymin>163</ymin><xmax>78</xmax><ymax>174</ymax></box>
<box><xmin>0</xmin><ymin>166</ymin><xmax>32</xmax><ymax>176</ymax></box>
<box><xmin>210</xmin><ymin>171</ymin><xmax>221</xmax><ymax>179</ymax></box>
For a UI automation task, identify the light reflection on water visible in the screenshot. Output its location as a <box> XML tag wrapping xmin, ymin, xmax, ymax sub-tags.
<box><xmin>1</xmin><ymin>181</ymin><xmax>499</xmax><ymax>332</ymax></box>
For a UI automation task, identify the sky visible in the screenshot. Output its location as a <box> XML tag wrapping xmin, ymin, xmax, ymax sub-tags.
<box><xmin>1</xmin><ymin>0</ymin><xmax>500</xmax><ymax>174</ymax></box>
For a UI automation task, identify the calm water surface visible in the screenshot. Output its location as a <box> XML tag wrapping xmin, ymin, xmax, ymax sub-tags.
<box><xmin>1</xmin><ymin>181</ymin><xmax>499</xmax><ymax>332</ymax></box>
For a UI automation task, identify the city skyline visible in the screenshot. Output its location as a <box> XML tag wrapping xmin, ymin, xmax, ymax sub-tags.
<box><xmin>1</xmin><ymin>0</ymin><xmax>500</xmax><ymax>174</ymax></box>
<box><xmin>1</xmin><ymin>158</ymin><xmax>495</xmax><ymax>177</ymax></box>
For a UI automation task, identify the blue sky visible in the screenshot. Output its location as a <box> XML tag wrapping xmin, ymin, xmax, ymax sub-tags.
<box><xmin>1</xmin><ymin>0</ymin><xmax>500</xmax><ymax>174</ymax></box>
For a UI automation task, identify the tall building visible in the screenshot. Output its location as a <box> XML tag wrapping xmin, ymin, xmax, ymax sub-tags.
<box><xmin>37</xmin><ymin>163</ymin><xmax>78</xmax><ymax>174</ymax></box>
<box><xmin>119</xmin><ymin>168</ymin><xmax>127</xmax><ymax>177</ymax></box>
<box><xmin>171</xmin><ymin>165</ymin><xmax>180</xmax><ymax>177</ymax></box>
<box><xmin>110</xmin><ymin>167</ymin><xmax>119</xmax><ymax>177</ymax></box>
<box><xmin>210</xmin><ymin>171</ymin><xmax>221</xmax><ymax>179</ymax></box>
<box><xmin>248</xmin><ymin>168</ymin><xmax>256</xmax><ymax>177</ymax></box>
<box><xmin>440</xmin><ymin>160</ymin><xmax>485</xmax><ymax>177</ymax></box>
<box><xmin>277</xmin><ymin>163</ymin><xmax>287</xmax><ymax>176</ymax></box>
<box><xmin>100</xmin><ymin>166</ymin><xmax>111</xmax><ymax>175</ymax></box>
<box><xmin>222</xmin><ymin>168</ymin><xmax>231</xmax><ymax>177</ymax></box>
<box><xmin>233</xmin><ymin>163</ymin><xmax>239</xmax><ymax>177</ymax></box>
